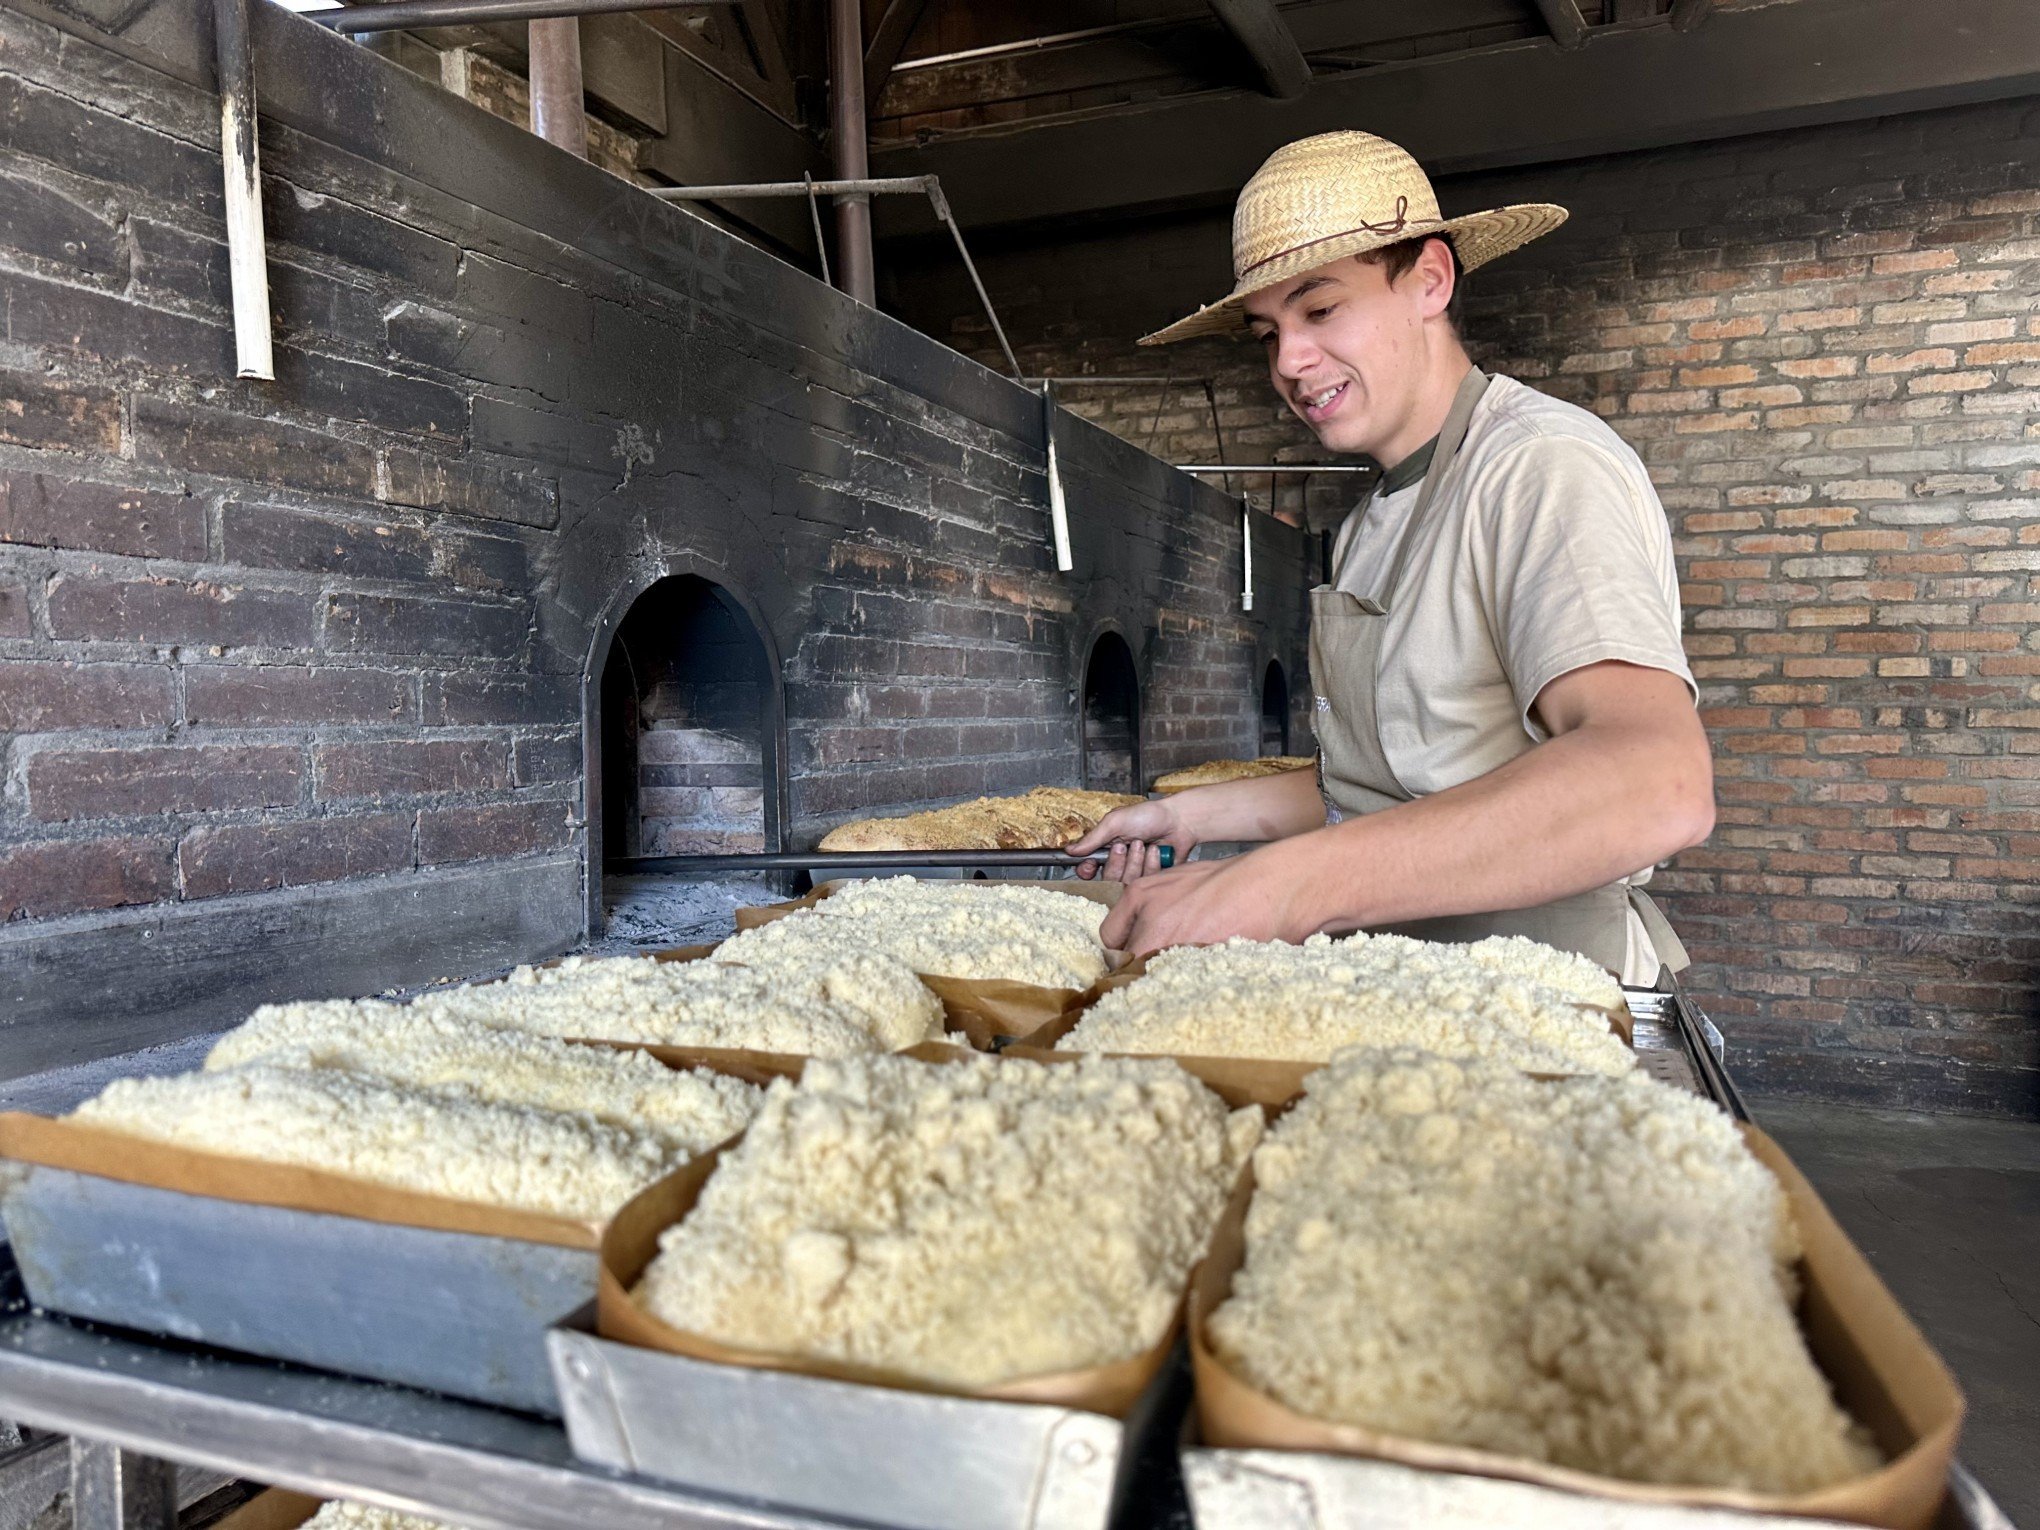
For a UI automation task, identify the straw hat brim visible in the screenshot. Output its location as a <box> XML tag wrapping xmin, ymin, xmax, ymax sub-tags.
<box><xmin>1139</xmin><ymin>202</ymin><xmax>1567</xmax><ymax>346</ymax></box>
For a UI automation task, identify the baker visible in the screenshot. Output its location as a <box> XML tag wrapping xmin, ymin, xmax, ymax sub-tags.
<box><xmin>1071</xmin><ymin>131</ymin><xmax>1714</xmax><ymax>984</ymax></box>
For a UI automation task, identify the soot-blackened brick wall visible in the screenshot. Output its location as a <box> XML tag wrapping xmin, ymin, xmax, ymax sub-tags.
<box><xmin>0</xmin><ymin>0</ymin><xmax>1311</xmax><ymax>1078</ymax></box>
<box><xmin>892</xmin><ymin>101</ymin><xmax>2040</xmax><ymax>1116</ymax></box>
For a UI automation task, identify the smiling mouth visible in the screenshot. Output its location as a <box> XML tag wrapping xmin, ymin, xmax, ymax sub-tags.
<box><xmin>1299</xmin><ymin>382</ymin><xmax>1348</xmax><ymax>422</ymax></box>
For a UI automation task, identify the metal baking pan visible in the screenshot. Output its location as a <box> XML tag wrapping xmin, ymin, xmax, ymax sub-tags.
<box><xmin>546</xmin><ymin>1317</ymin><xmax>1194</xmax><ymax>1530</ymax></box>
<box><xmin>1180</xmin><ymin>1447</ymin><xmax>1874</xmax><ymax>1529</ymax></box>
<box><xmin>3</xmin><ymin>1166</ymin><xmax>594</xmax><ymax>1416</ymax></box>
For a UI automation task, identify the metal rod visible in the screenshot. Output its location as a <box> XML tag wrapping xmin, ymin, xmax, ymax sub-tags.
<box><xmin>925</xmin><ymin>179</ymin><xmax>1020</xmax><ymax>379</ymax></box>
<box><xmin>1174</xmin><ymin>463</ymin><xmax>1375</xmax><ymax>473</ymax></box>
<box><xmin>1021</xmin><ymin>376</ymin><xmax>1202</xmax><ymax>387</ymax></box>
<box><xmin>610</xmin><ymin>846</ymin><xmax>1173</xmax><ymax>873</ymax></box>
<box><xmin>828</xmin><ymin>0</ymin><xmax>875</xmax><ymax>305</ymax></box>
<box><xmin>212</xmin><ymin>0</ymin><xmax>273</xmax><ymax>381</ymax></box>
<box><xmin>1668</xmin><ymin>969</ymin><xmax>1751</xmax><ymax>1121</ymax></box>
<box><xmin>527</xmin><ymin>15</ymin><xmax>587</xmax><ymax>159</ymax></box>
<box><xmin>1201</xmin><ymin>379</ymin><xmax>1233</xmax><ymax>494</ymax></box>
<box><xmin>802</xmin><ymin>172</ymin><xmax>831</xmax><ymax>287</ymax></box>
<box><xmin>647</xmin><ymin>175</ymin><xmax>1021</xmax><ymax>385</ymax></box>
<box><xmin>649</xmin><ymin>176</ymin><xmax>934</xmax><ymax>200</ymax></box>
<box><xmin>313</xmin><ymin>0</ymin><xmax>733</xmax><ymax>29</ymax></box>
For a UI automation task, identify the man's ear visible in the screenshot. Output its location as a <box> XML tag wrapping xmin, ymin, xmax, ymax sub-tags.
<box><xmin>1415</xmin><ymin>237</ymin><xmax>1456</xmax><ymax>320</ymax></box>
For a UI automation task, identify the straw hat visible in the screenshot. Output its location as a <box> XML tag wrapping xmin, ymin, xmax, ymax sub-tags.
<box><xmin>1140</xmin><ymin>131</ymin><xmax>1567</xmax><ymax>345</ymax></box>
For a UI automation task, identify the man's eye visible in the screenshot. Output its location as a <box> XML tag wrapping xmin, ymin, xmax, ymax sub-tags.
<box><xmin>1308</xmin><ymin>305</ymin><xmax>1337</xmax><ymax>322</ymax></box>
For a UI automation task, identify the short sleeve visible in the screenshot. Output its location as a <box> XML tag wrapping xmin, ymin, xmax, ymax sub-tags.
<box><xmin>1472</xmin><ymin>435</ymin><xmax>1697</xmax><ymax>740</ymax></box>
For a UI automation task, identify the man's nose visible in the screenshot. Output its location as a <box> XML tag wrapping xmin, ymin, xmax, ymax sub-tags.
<box><xmin>1273</xmin><ymin>329</ymin><xmax>1320</xmax><ymax>379</ymax></box>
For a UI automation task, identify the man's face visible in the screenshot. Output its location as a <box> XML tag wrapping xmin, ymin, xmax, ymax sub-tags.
<box><xmin>1242</xmin><ymin>246</ymin><xmax>1446</xmax><ymax>459</ymax></box>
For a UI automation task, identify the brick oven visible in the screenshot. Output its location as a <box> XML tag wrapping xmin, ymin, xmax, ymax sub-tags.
<box><xmin>595</xmin><ymin>574</ymin><xmax>783</xmax><ymax>863</ymax></box>
<box><xmin>1260</xmin><ymin>659</ymin><xmax>1292</xmax><ymax>757</ymax></box>
<box><xmin>1079</xmin><ymin>629</ymin><xmax>1141</xmax><ymax>794</ymax></box>
<box><xmin>0</xmin><ymin>0</ymin><xmax>1313</xmax><ymax>1081</ymax></box>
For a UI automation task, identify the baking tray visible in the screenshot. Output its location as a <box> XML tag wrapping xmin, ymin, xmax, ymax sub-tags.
<box><xmin>1179</xmin><ymin>1448</ymin><xmax>1875</xmax><ymax>1528</ymax></box>
<box><xmin>3</xmin><ymin>1165</ymin><xmax>594</xmax><ymax>1416</ymax></box>
<box><xmin>548</xmin><ymin>1316</ymin><xmax>1189</xmax><ymax>1530</ymax></box>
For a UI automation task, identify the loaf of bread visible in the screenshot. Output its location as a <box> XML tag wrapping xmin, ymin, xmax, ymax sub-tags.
<box><xmin>635</xmin><ymin>1052</ymin><xmax>1261</xmax><ymax>1388</ymax></box>
<box><xmin>718</xmin><ymin>876</ymin><xmax>1111</xmax><ymax>989</ymax></box>
<box><xmin>74</xmin><ymin>1064</ymin><xmax>689</xmax><ymax>1221</ymax></box>
<box><xmin>1062</xmin><ymin>932</ymin><xmax>1629</xmax><ymax>1072</ymax></box>
<box><xmin>817</xmin><ymin>786</ymin><xmax>1142</xmax><ymax>851</ymax></box>
<box><xmin>1152</xmin><ymin>756</ymin><xmax>1315</xmax><ymax>793</ymax></box>
<box><xmin>1210</xmin><ymin>1050</ymin><xmax>1880</xmax><ymax>1493</ymax></box>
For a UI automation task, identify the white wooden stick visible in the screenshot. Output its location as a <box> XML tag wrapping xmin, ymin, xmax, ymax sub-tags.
<box><xmin>215</xmin><ymin>0</ymin><xmax>274</xmax><ymax>380</ymax></box>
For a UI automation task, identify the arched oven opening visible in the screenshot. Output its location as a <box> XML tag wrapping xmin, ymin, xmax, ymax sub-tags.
<box><xmin>1080</xmin><ymin>630</ymin><xmax>1141</xmax><ymax>794</ymax></box>
<box><xmin>597</xmin><ymin>574</ymin><xmax>779</xmax><ymax>879</ymax></box>
<box><xmin>1261</xmin><ymin>659</ymin><xmax>1291</xmax><ymax>756</ymax></box>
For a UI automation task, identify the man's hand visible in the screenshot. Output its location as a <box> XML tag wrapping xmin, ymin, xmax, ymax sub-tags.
<box><xmin>1065</xmin><ymin>799</ymin><xmax>1194</xmax><ymax>883</ymax></box>
<box><xmin>1098</xmin><ymin>842</ymin><xmax>1315</xmax><ymax>954</ymax></box>
<box><xmin>1066</xmin><ymin>767</ymin><xmax>1327</xmax><ymax>884</ymax></box>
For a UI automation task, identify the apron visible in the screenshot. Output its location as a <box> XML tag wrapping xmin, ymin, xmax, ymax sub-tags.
<box><xmin>1308</xmin><ymin>368</ymin><xmax>1689</xmax><ymax>978</ymax></box>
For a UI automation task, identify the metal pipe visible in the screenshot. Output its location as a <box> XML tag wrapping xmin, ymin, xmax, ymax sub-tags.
<box><xmin>827</xmin><ymin>0</ymin><xmax>875</xmax><ymax>305</ymax></box>
<box><xmin>528</xmin><ymin>15</ymin><xmax>588</xmax><ymax>158</ymax></box>
<box><xmin>1021</xmin><ymin>376</ymin><xmax>1202</xmax><ymax>387</ymax></box>
<box><xmin>649</xmin><ymin>176</ymin><xmax>934</xmax><ymax>200</ymax></box>
<box><xmin>651</xmin><ymin>175</ymin><xmax>1021</xmax><ymax>382</ymax></box>
<box><xmin>314</xmin><ymin>0</ymin><xmax>738</xmax><ymax>28</ymax></box>
<box><xmin>313</xmin><ymin>0</ymin><xmax>737</xmax><ymax>30</ymax></box>
<box><xmin>924</xmin><ymin>179</ymin><xmax>1020</xmax><ymax>379</ymax></box>
<box><xmin>1175</xmin><ymin>463</ymin><xmax>1375</xmax><ymax>473</ymax></box>
<box><xmin>802</xmin><ymin>172</ymin><xmax>831</xmax><ymax>287</ymax></box>
<box><xmin>212</xmin><ymin>0</ymin><xmax>273</xmax><ymax>381</ymax></box>
<box><xmin>610</xmin><ymin>846</ymin><xmax>1174</xmax><ymax>874</ymax></box>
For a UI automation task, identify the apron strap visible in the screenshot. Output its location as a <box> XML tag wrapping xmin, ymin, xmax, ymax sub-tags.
<box><xmin>1341</xmin><ymin>367</ymin><xmax>1491</xmax><ymax>615</ymax></box>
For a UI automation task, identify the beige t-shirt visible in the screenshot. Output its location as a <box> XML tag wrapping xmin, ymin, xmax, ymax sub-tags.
<box><xmin>1324</xmin><ymin>374</ymin><xmax>1696</xmax><ymax>980</ymax></box>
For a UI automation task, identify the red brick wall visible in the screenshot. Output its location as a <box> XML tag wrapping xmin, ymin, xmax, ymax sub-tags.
<box><xmin>890</xmin><ymin>99</ymin><xmax>2040</xmax><ymax>1115</ymax></box>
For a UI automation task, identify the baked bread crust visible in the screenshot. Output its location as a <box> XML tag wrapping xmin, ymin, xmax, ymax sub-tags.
<box><xmin>1152</xmin><ymin>755</ymin><xmax>1315</xmax><ymax>793</ymax></box>
<box><xmin>817</xmin><ymin>786</ymin><xmax>1143</xmax><ymax>852</ymax></box>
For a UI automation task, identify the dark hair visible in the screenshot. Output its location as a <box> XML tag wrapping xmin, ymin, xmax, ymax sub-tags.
<box><xmin>1356</xmin><ymin>234</ymin><xmax>1462</xmax><ymax>324</ymax></box>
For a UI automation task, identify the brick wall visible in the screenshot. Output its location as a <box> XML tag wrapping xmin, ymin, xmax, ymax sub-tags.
<box><xmin>890</xmin><ymin>100</ymin><xmax>2040</xmax><ymax>1116</ymax></box>
<box><xmin>0</xmin><ymin>0</ymin><xmax>1311</xmax><ymax>1077</ymax></box>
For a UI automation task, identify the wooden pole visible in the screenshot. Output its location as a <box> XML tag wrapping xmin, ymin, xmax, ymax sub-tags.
<box><xmin>528</xmin><ymin>16</ymin><xmax>589</xmax><ymax>159</ymax></box>
<box><xmin>212</xmin><ymin>0</ymin><xmax>273</xmax><ymax>380</ymax></box>
<box><xmin>827</xmin><ymin>0</ymin><xmax>875</xmax><ymax>304</ymax></box>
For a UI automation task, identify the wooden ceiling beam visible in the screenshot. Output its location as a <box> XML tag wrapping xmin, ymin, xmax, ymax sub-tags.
<box><xmin>864</xmin><ymin>0</ymin><xmax>932</xmax><ymax>103</ymax></box>
<box><xmin>1528</xmin><ymin>0</ymin><xmax>1588</xmax><ymax>50</ymax></box>
<box><xmin>1205</xmin><ymin>0</ymin><xmax>1312</xmax><ymax>97</ymax></box>
<box><xmin>871</xmin><ymin>0</ymin><xmax>2040</xmax><ymax>235</ymax></box>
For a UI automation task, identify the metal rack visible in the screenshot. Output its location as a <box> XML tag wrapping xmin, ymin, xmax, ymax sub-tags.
<box><xmin>0</xmin><ymin>983</ymin><xmax>2011</xmax><ymax>1530</ymax></box>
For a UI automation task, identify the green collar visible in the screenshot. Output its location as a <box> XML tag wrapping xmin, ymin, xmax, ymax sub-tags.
<box><xmin>1377</xmin><ymin>435</ymin><xmax>1438</xmax><ymax>497</ymax></box>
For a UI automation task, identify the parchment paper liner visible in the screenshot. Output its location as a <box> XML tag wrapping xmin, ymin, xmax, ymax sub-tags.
<box><xmin>1186</xmin><ymin>1125</ymin><xmax>1964</xmax><ymax>1530</ymax></box>
<box><xmin>0</xmin><ymin>1042</ymin><xmax>885</xmax><ymax>1252</ymax></box>
<box><xmin>730</xmin><ymin>878</ymin><xmax>1128</xmax><ymax>1048</ymax></box>
<box><xmin>597</xmin><ymin>1045</ymin><xmax>1248</xmax><ymax>1421</ymax></box>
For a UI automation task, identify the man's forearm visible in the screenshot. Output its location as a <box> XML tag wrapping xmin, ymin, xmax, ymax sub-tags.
<box><xmin>1295</xmin><ymin>718</ymin><xmax>1713</xmax><ymax>931</ymax></box>
<box><xmin>1173</xmin><ymin>767</ymin><xmax>1326</xmax><ymax>844</ymax></box>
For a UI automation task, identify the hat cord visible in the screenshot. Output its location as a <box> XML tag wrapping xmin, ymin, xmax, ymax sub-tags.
<box><xmin>1240</xmin><ymin>196</ymin><xmax>1412</xmax><ymax>279</ymax></box>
